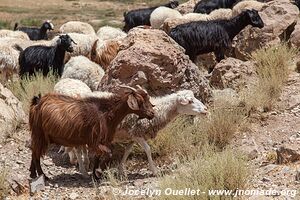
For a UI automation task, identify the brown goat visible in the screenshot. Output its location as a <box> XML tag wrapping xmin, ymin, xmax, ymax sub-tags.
<box><xmin>29</xmin><ymin>86</ymin><xmax>155</xmax><ymax>180</ymax></box>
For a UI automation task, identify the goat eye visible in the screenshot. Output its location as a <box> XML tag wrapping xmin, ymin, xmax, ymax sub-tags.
<box><xmin>189</xmin><ymin>100</ymin><xmax>193</xmax><ymax>104</ymax></box>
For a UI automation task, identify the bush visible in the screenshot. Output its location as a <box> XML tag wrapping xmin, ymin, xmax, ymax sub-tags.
<box><xmin>7</xmin><ymin>72</ymin><xmax>58</xmax><ymax>113</ymax></box>
<box><xmin>0</xmin><ymin>166</ymin><xmax>8</xmax><ymax>200</ymax></box>
<box><xmin>158</xmin><ymin>148</ymin><xmax>249</xmax><ymax>200</ymax></box>
<box><xmin>243</xmin><ymin>44</ymin><xmax>296</xmax><ymax>111</ymax></box>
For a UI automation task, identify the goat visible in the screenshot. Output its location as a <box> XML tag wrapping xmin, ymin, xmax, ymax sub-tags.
<box><xmin>29</xmin><ymin>85</ymin><xmax>155</xmax><ymax>180</ymax></box>
<box><xmin>123</xmin><ymin>1</ymin><xmax>179</xmax><ymax>32</ymax></box>
<box><xmin>169</xmin><ymin>9</ymin><xmax>264</xmax><ymax>72</ymax></box>
<box><xmin>67</xmin><ymin>90</ymin><xmax>208</xmax><ymax>175</ymax></box>
<box><xmin>194</xmin><ymin>0</ymin><xmax>237</xmax><ymax>14</ymax></box>
<box><xmin>18</xmin><ymin>34</ymin><xmax>76</xmax><ymax>78</ymax></box>
<box><xmin>14</xmin><ymin>20</ymin><xmax>54</xmax><ymax>40</ymax></box>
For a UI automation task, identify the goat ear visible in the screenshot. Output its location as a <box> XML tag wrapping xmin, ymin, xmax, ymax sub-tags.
<box><xmin>127</xmin><ymin>94</ymin><xmax>139</xmax><ymax>110</ymax></box>
<box><xmin>179</xmin><ymin>97</ymin><xmax>189</xmax><ymax>105</ymax></box>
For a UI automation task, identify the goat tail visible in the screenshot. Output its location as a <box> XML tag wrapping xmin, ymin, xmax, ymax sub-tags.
<box><xmin>31</xmin><ymin>93</ymin><xmax>42</xmax><ymax>106</ymax></box>
<box><xmin>14</xmin><ymin>23</ymin><xmax>18</xmax><ymax>31</ymax></box>
<box><xmin>13</xmin><ymin>44</ymin><xmax>23</xmax><ymax>52</ymax></box>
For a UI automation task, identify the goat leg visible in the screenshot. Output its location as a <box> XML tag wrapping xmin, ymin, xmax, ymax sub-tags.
<box><xmin>29</xmin><ymin>156</ymin><xmax>37</xmax><ymax>179</ymax></box>
<box><xmin>35</xmin><ymin>158</ymin><xmax>49</xmax><ymax>181</ymax></box>
<box><xmin>75</xmin><ymin>147</ymin><xmax>89</xmax><ymax>177</ymax></box>
<box><xmin>93</xmin><ymin>155</ymin><xmax>101</xmax><ymax>181</ymax></box>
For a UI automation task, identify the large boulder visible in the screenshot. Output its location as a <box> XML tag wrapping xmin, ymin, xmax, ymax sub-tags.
<box><xmin>209</xmin><ymin>57</ymin><xmax>257</xmax><ymax>91</ymax></box>
<box><xmin>98</xmin><ymin>28</ymin><xmax>211</xmax><ymax>102</ymax></box>
<box><xmin>0</xmin><ymin>83</ymin><xmax>25</xmax><ymax>136</ymax></box>
<box><xmin>290</xmin><ymin>18</ymin><xmax>300</xmax><ymax>48</ymax></box>
<box><xmin>234</xmin><ymin>0</ymin><xmax>299</xmax><ymax>60</ymax></box>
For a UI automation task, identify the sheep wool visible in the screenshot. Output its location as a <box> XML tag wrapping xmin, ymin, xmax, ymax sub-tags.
<box><xmin>150</xmin><ymin>6</ymin><xmax>182</xmax><ymax>29</ymax></box>
<box><xmin>59</xmin><ymin>21</ymin><xmax>95</xmax><ymax>35</ymax></box>
<box><xmin>0</xmin><ymin>44</ymin><xmax>20</xmax><ymax>81</ymax></box>
<box><xmin>208</xmin><ymin>8</ymin><xmax>233</xmax><ymax>20</ymax></box>
<box><xmin>232</xmin><ymin>0</ymin><xmax>266</xmax><ymax>17</ymax></box>
<box><xmin>54</xmin><ymin>33</ymin><xmax>99</xmax><ymax>62</ymax></box>
<box><xmin>54</xmin><ymin>78</ymin><xmax>92</xmax><ymax>98</ymax></box>
<box><xmin>0</xmin><ymin>30</ymin><xmax>30</xmax><ymax>40</ymax></box>
<box><xmin>96</xmin><ymin>26</ymin><xmax>127</xmax><ymax>41</ymax></box>
<box><xmin>62</xmin><ymin>56</ymin><xmax>105</xmax><ymax>91</ymax></box>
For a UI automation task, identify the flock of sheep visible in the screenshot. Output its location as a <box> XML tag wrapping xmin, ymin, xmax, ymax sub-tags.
<box><xmin>0</xmin><ymin>0</ymin><xmax>270</xmax><ymax>181</ymax></box>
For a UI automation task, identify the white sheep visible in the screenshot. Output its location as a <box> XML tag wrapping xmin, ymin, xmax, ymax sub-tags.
<box><xmin>232</xmin><ymin>1</ymin><xmax>266</xmax><ymax>17</ymax></box>
<box><xmin>62</xmin><ymin>56</ymin><xmax>105</xmax><ymax>91</ymax></box>
<box><xmin>150</xmin><ymin>6</ymin><xmax>182</xmax><ymax>29</ymax></box>
<box><xmin>208</xmin><ymin>8</ymin><xmax>233</xmax><ymax>20</ymax></box>
<box><xmin>96</xmin><ymin>26</ymin><xmax>127</xmax><ymax>41</ymax></box>
<box><xmin>0</xmin><ymin>30</ymin><xmax>30</xmax><ymax>40</ymax></box>
<box><xmin>180</xmin><ymin>13</ymin><xmax>210</xmax><ymax>21</ymax></box>
<box><xmin>59</xmin><ymin>21</ymin><xmax>95</xmax><ymax>35</ymax></box>
<box><xmin>68</xmin><ymin>90</ymin><xmax>208</xmax><ymax>175</ymax></box>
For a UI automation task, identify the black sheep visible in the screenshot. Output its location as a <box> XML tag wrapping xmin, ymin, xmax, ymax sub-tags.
<box><xmin>123</xmin><ymin>1</ymin><xmax>179</xmax><ymax>32</ymax></box>
<box><xmin>169</xmin><ymin>9</ymin><xmax>264</xmax><ymax>72</ymax></box>
<box><xmin>14</xmin><ymin>20</ymin><xmax>54</xmax><ymax>40</ymax></box>
<box><xmin>18</xmin><ymin>34</ymin><xmax>76</xmax><ymax>78</ymax></box>
<box><xmin>194</xmin><ymin>0</ymin><xmax>238</xmax><ymax>14</ymax></box>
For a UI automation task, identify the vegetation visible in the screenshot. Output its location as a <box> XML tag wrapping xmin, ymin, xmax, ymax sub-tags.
<box><xmin>7</xmin><ymin>72</ymin><xmax>58</xmax><ymax>113</ymax></box>
<box><xmin>243</xmin><ymin>43</ymin><xmax>296</xmax><ymax>111</ymax></box>
<box><xmin>0</xmin><ymin>166</ymin><xmax>8</xmax><ymax>200</ymax></box>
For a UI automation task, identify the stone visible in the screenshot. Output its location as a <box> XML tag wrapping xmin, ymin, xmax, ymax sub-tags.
<box><xmin>99</xmin><ymin>28</ymin><xmax>212</xmax><ymax>102</ymax></box>
<box><xmin>276</xmin><ymin>146</ymin><xmax>300</xmax><ymax>164</ymax></box>
<box><xmin>234</xmin><ymin>0</ymin><xmax>299</xmax><ymax>60</ymax></box>
<box><xmin>30</xmin><ymin>175</ymin><xmax>45</xmax><ymax>194</ymax></box>
<box><xmin>0</xmin><ymin>83</ymin><xmax>26</xmax><ymax>140</ymax></box>
<box><xmin>209</xmin><ymin>57</ymin><xmax>257</xmax><ymax>91</ymax></box>
<box><xmin>69</xmin><ymin>192</ymin><xmax>79</xmax><ymax>200</ymax></box>
<box><xmin>295</xmin><ymin>170</ymin><xmax>300</xmax><ymax>181</ymax></box>
<box><xmin>175</xmin><ymin>0</ymin><xmax>199</xmax><ymax>14</ymax></box>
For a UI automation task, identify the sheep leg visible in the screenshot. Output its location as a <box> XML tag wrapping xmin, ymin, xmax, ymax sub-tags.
<box><xmin>74</xmin><ymin>147</ymin><xmax>89</xmax><ymax>177</ymax></box>
<box><xmin>134</xmin><ymin>137</ymin><xmax>159</xmax><ymax>175</ymax></box>
<box><xmin>118</xmin><ymin>142</ymin><xmax>134</xmax><ymax>175</ymax></box>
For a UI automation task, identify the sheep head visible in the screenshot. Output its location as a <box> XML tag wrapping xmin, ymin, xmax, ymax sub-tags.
<box><xmin>176</xmin><ymin>90</ymin><xmax>208</xmax><ymax>115</ymax></box>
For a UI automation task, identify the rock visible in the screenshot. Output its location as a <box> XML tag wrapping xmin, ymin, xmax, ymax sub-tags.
<box><xmin>290</xmin><ymin>19</ymin><xmax>300</xmax><ymax>49</ymax></box>
<box><xmin>261</xmin><ymin>177</ymin><xmax>271</xmax><ymax>182</ymax></box>
<box><xmin>276</xmin><ymin>146</ymin><xmax>300</xmax><ymax>164</ymax></box>
<box><xmin>99</xmin><ymin>28</ymin><xmax>211</xmax><ymax>102</ymax></box>
<box><xmin>175</xmin><ymin>0</ymin><xmax>199</xmax><ymax>14</ymax></box>
<box><xmin>209</xmin><ymin>57</ymin><xmax>257</xmax><ymax>91</ymax></box>
<box><xmin>295</xmin><ymin>170</ymin><xmax>300</xmax><ymax>181</ymax></box>
<box><xmin>69</xmin><ymin>192</ymin><xmax>79</xmax><ymax>200</ymax></box>
<box><xmin>0</xmin><ymin>83</ymin><xmax>25</xmax><ymax>131</ymax></box>
<box><xmin>30</xmin><ymin>175</ymin><xmax>45</xmax><ymax>194</ymax></box>
<box><xmin>234</xmin><ymin>0</ymin><xmax>299</xmax><ymax>60</ymax></box>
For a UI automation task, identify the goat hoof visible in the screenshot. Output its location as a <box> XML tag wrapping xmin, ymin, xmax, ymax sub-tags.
<box><xmin>30</xmin><ymin>173</ymin><xmax>37</xmax><ymax>179</ymax></box>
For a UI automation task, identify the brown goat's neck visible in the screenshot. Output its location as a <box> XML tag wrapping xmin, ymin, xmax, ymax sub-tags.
<box><xmin>105</xmin><ymin>100</ymin><xmax>132</xmax><ymax>143</ymax></box>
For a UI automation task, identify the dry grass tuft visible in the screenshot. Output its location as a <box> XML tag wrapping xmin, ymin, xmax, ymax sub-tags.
<box><xmin>7</xmin><ymin>72</ymin><xmax>57</xmax><ymax>113</ymax></box>
<box><xmin>243</xmin><ymin>44</ymin><xmax>296</xmax><ymax>112</ymax></box>
<box><xmin>157</xmin><ymin>148</ymin><xmax>249</xmax><ymax>200</ymax></box>
<box><xmin>0</xmin><ymin>166</ymin><xmax>9</xmax><ymax>200</ymax></box>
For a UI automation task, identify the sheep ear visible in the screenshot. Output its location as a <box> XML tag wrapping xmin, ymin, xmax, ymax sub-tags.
<box><xmin>179</xmin><ymin>97</ymin><xmax>189</xmax><ymax>105</ymax></box>
<box><xmin>127</xmin><ymin>94</ymin><xmax>139</xmax><ymax>110</ymax></box>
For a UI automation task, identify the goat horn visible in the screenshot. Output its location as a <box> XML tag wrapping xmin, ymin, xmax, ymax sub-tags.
<box><xmin>119</xmin><ymin>85</ymin><xmax>137</xmax><ymax>92</ymax></box>
<box><xmin>136</xmin><ymin>85</ymin><xmax>148</xmax><ymax>94</ymax></box>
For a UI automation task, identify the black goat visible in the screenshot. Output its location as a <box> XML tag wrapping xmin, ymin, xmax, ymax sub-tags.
<box><xmin>169</xmin><ymin>9</ymin><xmax>264</xmax><ymax>72</ymax></box>
<box><xmin>123</xmin><ymin>1</ymin><xmax>179</xmax><ymax>32</ymax></box>
<box><xmin>14</xmin><ymin>20</ymin><xmax>54</xmax><ymax>40</ymax></box>
<box><xmin>194</xmin><ymin>0</ymin><xmax>238</xmax><ymax>14</ymax></box>
<box><xmin>18</xmin><ymin>34</ymin><xmax>76</xmax><ymax>78</ymax></box>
